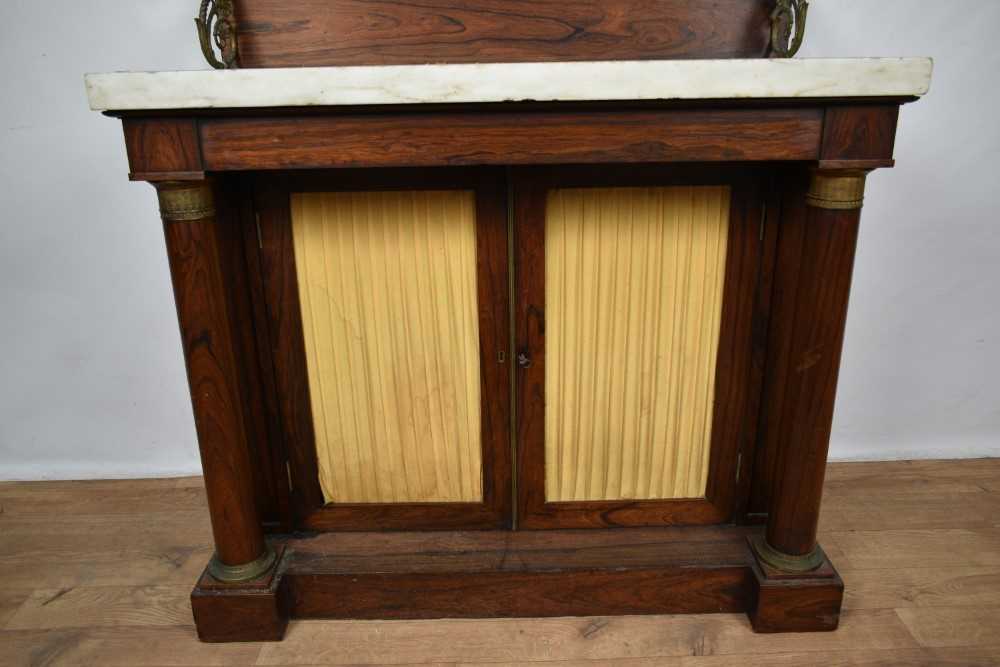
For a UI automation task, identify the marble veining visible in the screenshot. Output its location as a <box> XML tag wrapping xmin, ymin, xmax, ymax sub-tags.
<box><xmin>85</xmin><ymin>58</ymin><xmax>933</xmax><ymax>112</ymax></box>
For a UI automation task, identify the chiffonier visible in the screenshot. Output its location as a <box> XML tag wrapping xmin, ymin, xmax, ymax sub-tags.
<box><xmin>86</xmin><ymin>0</ymin><xmax>931</xmax><ymax>641</ymax></box>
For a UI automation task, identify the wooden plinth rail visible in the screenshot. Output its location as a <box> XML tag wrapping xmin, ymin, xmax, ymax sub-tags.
<box><xmin>190</xmin><ymin>525</ymin><xmax>844</xmax><ymax>641</ymax></box>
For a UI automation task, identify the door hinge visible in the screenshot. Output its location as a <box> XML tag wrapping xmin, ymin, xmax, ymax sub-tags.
<box><xmin>255</xmin><ymin>212</ymin><xmax>264</xmax><ymax>249</ymax></box>
<box><xmin>735</xmin><ymin>452</ymin><xmax>743</xmax><ymax>483</ymax></box>
<box><xmin>759</xmin><ymin>202</ymin><xmax>767</xmax><ymax>242</ymax></box>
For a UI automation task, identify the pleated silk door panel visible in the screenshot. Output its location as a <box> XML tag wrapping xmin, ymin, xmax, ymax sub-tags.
<box><xmin>255</xmin><ymin>172</ymin><xmax>511</xmax><ymax>531</ymax></box>
<box><xmin>293</xmin><ymin>190</ymin><xmax>483</xmax><ymax>504</ymax></box>
<box><xmin>515</xmin><ymin>171</ymin><xmax>764</xmax><ymax>529</ymax></box>
<box><xmin>545</xmin><ymin>186</ymin><xmax>728</xmax><ymax>502</ymax></box>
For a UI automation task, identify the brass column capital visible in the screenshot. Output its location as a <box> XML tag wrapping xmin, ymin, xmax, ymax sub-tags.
<box><xmin>155</xmin><ymin>180</ymin><xmax>216</xmax><ymax>222</ymax></box>
<box><xmin>806</xmin><ymin>169</ymin><xmax>869</xmax><ymax>211</ymax></box>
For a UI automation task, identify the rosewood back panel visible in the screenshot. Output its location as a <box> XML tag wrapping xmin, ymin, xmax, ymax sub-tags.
<box><xmin>233</xmin><ymin>0</ymin><xmax>773</xmax><ymax>67</ymax></box>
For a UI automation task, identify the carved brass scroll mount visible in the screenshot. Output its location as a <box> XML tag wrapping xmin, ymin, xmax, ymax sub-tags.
<box><xmin>196</xmin><ymin>0</ymin><xmax>238</xmax><ymax>69</ymax></box>
<box><xmin>770</xmin><ymin>0</ymin><xmax>809</xmax><ymax>58</ymax></box>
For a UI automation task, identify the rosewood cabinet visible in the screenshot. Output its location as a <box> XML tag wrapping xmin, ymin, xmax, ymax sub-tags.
<box><xmin>86</xmin><ymin>0</ymin><xmax>931</xmax><ymax>642</ymax></box>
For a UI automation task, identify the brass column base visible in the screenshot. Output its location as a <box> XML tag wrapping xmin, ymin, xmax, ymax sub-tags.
<box><xmin>208</xmin><ymin>545</ymin><xmax>278</xmax><ymax>583</ymax></box>
<box><xmin>749</xmin><ymin>534</ymin><xmax>825</xmax><ymax>573</ymax></box>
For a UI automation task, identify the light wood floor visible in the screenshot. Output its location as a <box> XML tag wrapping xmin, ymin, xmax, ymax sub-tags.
<box><xmin>2</xmin><ymin>459</ymin><xmax>1000</xmax><ymax>666</ymax></box>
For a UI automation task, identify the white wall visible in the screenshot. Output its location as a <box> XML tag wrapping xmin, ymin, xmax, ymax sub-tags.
<box><xmin>0</xmin><ymin>2</ymin><xmax>205</xmax><ymax>479</ymax></box>
<box><xmin>0</xmin><ymin>1</ymin><xmax>997</xmax><ymax>480</ymax></box>
<box><xmin>801</xmin><ymin>2</ymin><xmax>1000</xmax><ymax>460</ymax></box>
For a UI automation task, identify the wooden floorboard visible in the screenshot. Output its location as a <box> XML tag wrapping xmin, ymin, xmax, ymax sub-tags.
<box><xmin>896</xmin><ymin>606</ymin><xmax>1000</xmax><ymax>649</ymax></box>
<box><xmin>1</xmin><ymin>459</ymin><xmax>999</xmax><ymax>665</ymax></box>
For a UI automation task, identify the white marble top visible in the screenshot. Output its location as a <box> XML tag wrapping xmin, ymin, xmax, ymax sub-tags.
<box><xmin>86</xmin><ymin>58</ymin><xmax>932</xmax><ymax>112</ymax></box>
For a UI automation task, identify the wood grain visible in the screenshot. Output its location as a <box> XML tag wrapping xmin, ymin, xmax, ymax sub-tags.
<box><xmin>0</xmin><ymin>540</ymin><xmax>212</xmax><ymax>589</ymax></box>
<box><xmin>278</xmin><ymin>525</ymin><xmax>757</xmax><ymax>620</ymax></box>
<box><xmin>256</xmin><ymin>609</ymin><xmax>916</xmax><ymax>664</ymax></box>
<box><xmin>234</xmin><ymin>0</ymin><xmax>772</xmax><ymax>68</ymax></box>
<box><xmin>515</xmin><ymin>167</ymin><xmax>765</xmax><ymax>529</ymax></box>
<box><xmin>405</xmin><ymin>650</ymin><xmax>1000</xmax><ymax>667</ymax></box>
<box><xmin>896</xmin><ymin>606</ymin><xmax>1000</xmax><ymax>649</ymax></box>
<box><xmin>190</xmin><ymin>556</ymin><xmax>290</xmax><ymax>642</ymax></box>
<box><xmin>747</xmin><ymin>169</ymin><xmax>805</xmax><ymax>518</ymax></box>
<box><xmin>200</xmin><ymin>109</ymin><xmax>823</xmax><ymax>171</ymax></box>
<box><xmin>824</xmin><ymin>458</ymin><xmax>1000</xmax><ymax>497</ymax></box>
<box><xmin>5</xmin><ymin>586</ymin><xmax>192</xmax><ymax>629</ymax></box>
<box><xmin>821</xmin><ymin>105</ymin><xmax>900</xmax><ymax>163</ymax></box>
<box><xmin>763</xmin><ymin>183</ymin><xmax>863</xmax><ymax>557</ymax></box>
<box><xmin>0</xmin><ymin>477</ymin><xmax>207</xmax><ymax>516</ymax></box>
<box><xmin>253</xmin><ymin>181</ymin><xmax>327</xmax><ymax>521</ymax></box>
<box><xmin>830</xmin><ymin>529</ymin><xmax>1000</xmax><ymax>570</ymax></box>
<box><xmin>3</xmin><ymin>459</ymin><xmax>999</xmax><ymax>662</ymax></box>
<box><xmin>289</xmin><ymin>569</ymin><xmax>749</xmax><ymax>620</ymax></box>
<box><xmin>755</xmin><ymin>441</ymin><xmax>1000</xmax><ymax>521</ymax></box>
<box><xmin>0</xmin><ymin>590</ymin><xmax>31</xmax><ymax>628</ymax></box>
<box><xmin>123</xmin><ymin>118</ymin><xmax>202</xmax><ymax>180</ymax></box>
<box><xmin>842</xmin><ymin>567</ymin><xmax>1000</xmax><ymax>610</ymax></box>
<box><xmin>0</xmin><ymin>627</ymin><xmax>262</xmax><ymax>666</ymax></box>
<box><xmin>819</xmin><ymin>493</ymin><xmax>1000</xmax><ymax>531</ymax></box>
<box><xmin>216</xmin><ymin>179</ymin><xmax>293</xmax><ymax>532</ymax></box>
<box><xmin>288</xmin><ymin>525</ymin><xmax>755</xmax><ymax>573</ymax></box>
<box><xmin>255</xmin><ymin>168</ymin><xmax>511</xmax><ymax>530</ymax></box>
<box><xmin>748</xmin><ymin>547</ymin><xmax>844</xmax><ymax>633</ymax></box>
<box><xmin>0</xmin><ymin>514</ymin><xmax>210</xmax><ymax>550</ymax></box>
<box><xmin>159</xmin><ymin>183</ymin><xmax>267</xmax><ymax>567</ymax></box>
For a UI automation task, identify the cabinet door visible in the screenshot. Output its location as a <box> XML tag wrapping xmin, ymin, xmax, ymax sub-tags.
<box><xmin>514</xmin><ymin>166</ymin><xmax>766</xmax><ymax>529</ymax></box>
<box><xmin>255</xmin><ymin>168</ymin><xmax>511</xmax><ymax>530</ymax></box>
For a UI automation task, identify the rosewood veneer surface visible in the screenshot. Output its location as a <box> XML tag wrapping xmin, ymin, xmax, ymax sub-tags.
<box><xmin>283</xmin><ymin>526</ymin><xmax>756</xmax><ymax>620</ymax></box>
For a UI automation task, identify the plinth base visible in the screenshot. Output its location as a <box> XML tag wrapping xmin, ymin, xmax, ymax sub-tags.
<box><xmin>190</xmin><ymin>544</ymin><xmax>289</xmax><ymax>642</ymax></box>
<box><xmin>747</xmin><ymin>537</ymin><xmax>844</xmax><ymax>633</ymax></box>
<box><xmin>190</xmin><ymin>527</ymin><xmax>844</xmax><ymax>641</ymax></box>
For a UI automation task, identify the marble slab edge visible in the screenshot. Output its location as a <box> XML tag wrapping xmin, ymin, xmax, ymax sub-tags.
<box><xmin>86</xmin><ymin>57</ymin><xmax>934</xmax><ymax>112</ymax></box>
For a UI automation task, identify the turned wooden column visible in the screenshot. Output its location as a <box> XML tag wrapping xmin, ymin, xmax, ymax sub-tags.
<box><xmin>754</xmin><ymin>168</ymin><xmax>868</xmax><ymax>571</ymax></box>
<box><xmin>155</xmin><ymin>180</ymin><xmax>275</xmax><ymax>582</ymax></box>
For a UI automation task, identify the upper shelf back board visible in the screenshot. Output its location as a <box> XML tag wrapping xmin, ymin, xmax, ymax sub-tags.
<box><xmin>231</xmin><ymin>0</ymin><xmax>773</xmax><ymax>68</ymax></box>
